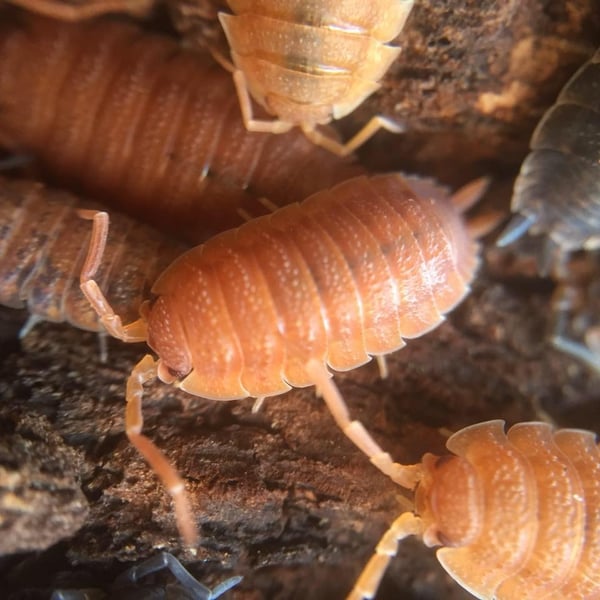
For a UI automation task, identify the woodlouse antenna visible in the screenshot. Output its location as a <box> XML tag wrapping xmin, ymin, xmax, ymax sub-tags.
<box><xmin>78</xmin><ymin>210</ymin><xmax>197</xmax><ymax>547</ymax></box>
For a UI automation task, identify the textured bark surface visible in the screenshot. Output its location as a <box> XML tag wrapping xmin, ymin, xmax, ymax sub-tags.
<box><xmin>1</xmin><ymin>1</ymin><xmax>600</xmax><ymax>599</ymax></box>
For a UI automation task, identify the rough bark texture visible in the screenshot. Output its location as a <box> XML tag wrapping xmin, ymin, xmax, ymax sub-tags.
<box><xmin>1</xmin><ymin>1</ymin><xmax>600</xmax><ymax>599</ymax></box>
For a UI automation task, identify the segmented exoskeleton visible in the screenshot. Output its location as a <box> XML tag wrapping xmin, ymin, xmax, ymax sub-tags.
<box><xmin>499</xmin><ymin>48</ymin><xmax>600</xmax><ymax>252</ymax></box>
<box><xmin>0</xmin><ymin>177</ymin><xmax>185</xmax><ymax>333</ymax></box>
<box><xmin>497</xmin><ymin>49</ymin><xmax>600</xmax><ymax>374</ymax></box>
<box><xmin>218</xmin><ymin>0</ymin><xmax>414</xmax><ymax>155</ymax></box>
<box><xmin>314</xmin><ymin>373</ymin><xmax>600</xmax><ymax>599</ymax></box>
<box><xmin>78</xmin><ymin>173</ymin><xmax>492</xmax><ymax>546</ymax></box>
<box><xmin>0</xmin><ymin>11</ymin><xmax>364</xmax><ymax>243</ymax></box>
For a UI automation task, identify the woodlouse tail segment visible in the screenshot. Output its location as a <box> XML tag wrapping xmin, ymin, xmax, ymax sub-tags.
<box><xmin>78</xmin><ymin>209</ymin><xmax>147</xmax><ymax>342</ymax></box>
<box><xmin>305</xmin><ymin>359</ymin><xmax>422</xmax><ymax>490</ymax></box>
<box><xmin>126</xmin><ymin>355</ymin><xmax>199</xmax><ymax>548</ymax></box>
<box><xmin>347</xmin><ymin>512</ymin><xmax>425</xmax><ymax>600</ymax></box>
<box><xmin>229</xmin><ymin>66</ymin><xmax>402</xmax><ymax>157</ymax></box>
<box><xmin>5</xmin><ymin>0</ymin><xmax>156</xmax><ymax>20</ymax></box>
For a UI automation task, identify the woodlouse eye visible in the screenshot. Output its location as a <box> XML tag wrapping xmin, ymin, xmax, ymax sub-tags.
<box><xmin>167</xmin><ymin>366</ymin><xmax>185</xmax><ymax>379</ymax></box>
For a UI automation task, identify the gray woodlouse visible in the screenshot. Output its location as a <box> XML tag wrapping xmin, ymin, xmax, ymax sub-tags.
<box><xmin>497</xmin><ymin>48</ymin><xmax>600</xmax><ymax>375</ymax></box>
<box><xmin>218</xmin><ymin>0</ymin><xmax>414</xmax><ymax>155</ymax></box>
<box><xmin>78</xmin><ymin>172</ymin><xmax>491</xmax><ymax>546</ymax></box>
<box><xmin>0</xmin><ymin>176</ymin><xmax>185</xmax><ymax>335</ymax></box>
<box><xmin>0</xmin><ymin>10</ymin><xmax>364</xmax><ymax>243</ymax></box>
<box><xmin>498</xmin><ymin>48</ymin><xmax>600</xmax><ymax>253</ymax></box>
<box><xmin>311</xmin><ymin>373</ymin><xmax>600</xmax><ymax>600</ymax></box>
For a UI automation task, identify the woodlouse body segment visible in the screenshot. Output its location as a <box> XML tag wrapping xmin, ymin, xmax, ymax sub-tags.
<box><xmin>499</xmin><ymin>48</ymin><xmax>600</xmax><ymax>251</ymax></box>
<box><xmin>0</xmin><ymin>12</ymin><xmax>364</xmax><ymax>242</ymax></box>
<box><xmin>338</xmin><ymin>415</ymin><xmax>600</xmax><ymax>599</ymax></box>
<box><xmin>144</xmin><ymin>173</ymin><xmax>481</xmax><ymax>400</ymax></box>
<box><xmin>79</xmin><ymin>173</ymin><xmax>488</xmax><ymax>546</ymax></box>
<box><xmin>218</xmin><ymin>0</ymin><xmax>414</xmax><ymax>154</ymax></box>
<box><xmin>0</xmin><ymin>177</ymin><xmax>184</xmax><ymax>333</ymax></box>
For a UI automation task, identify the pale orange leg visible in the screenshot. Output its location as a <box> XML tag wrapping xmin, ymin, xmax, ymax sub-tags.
<box><xmin>78</xmin><ymin>210</ymin><xmax>147</xmax><ymax>342</ymax></box>
<box><xmin>305</xmin><ymin>360</ymin><xmax>425</xmax><ymax>600</ymax></box>
<box><xmin>126</xmin><ymin>355</ymin><xmax>199</xmax><ymax>548</ymax></box>
<box><xmin>303</xmin><ymin>115</ymin><xmax>404</xmax><ymax>158</ymax></box>
<box><xmin>375</xmin><ymin>356</ymin><xmax>388</xmax><ymax>379</ymax></box>
<box><xmin>347</xmin><ymin>513</ymin><xmax>425</xmax><ymax>600</ymax></box>
<box><xmin>79</xmin><ymin>210</ymin><xmax>198</xmax><ymax>547</ymax></box>
<box><xmin>231</xmin><ymin>70</ymin><xmax>294</xmax><ymax>135</ymax></box>
<box><xmin>305</xmin><ymin>360</ymin><xmax>421</xmax><ymax>489</ymax></box>
<box><xmin>6</xmin><ymin>0</ymin><xmax>156</xmax><ymax>20</ymax></box>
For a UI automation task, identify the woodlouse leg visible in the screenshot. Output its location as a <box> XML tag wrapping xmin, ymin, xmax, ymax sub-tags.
<box><xmin>231</xmin><ymin>70</ymin><xmax>294</xmax><ymax>134</ymax></box>
<box><xmin>114</xmin><ymin>552</ymin><xmax>241</xmax><ymax>599</ymax></box>
<box><xmin>78</xmin><ymin>210</ymin><xmax>147</xmax><ymax>342</ymax></box>
<box><xmin>303</xmin><ymin>116</ymin><xmax>404</xmax><ymax>158</ymax></box>
<box><xmin>305</xmin><ymin>360</ymin><xmax>421</xmax><ymax>490</ymax></box>
<box><xmin>549</xmin><ymin>251</ymin><xmax>600</xmax><ymax>373</ymax></box>
<box><xmin>126</xmin><ymin>355</ymin><xmax>199</xmax><ymax>547</ymax></box>
<box><xmin>376</xmin><ymin>356</ymin><xmax>388</xmax><ymax>379</ymax></box>
<box><xmin>6</xmin><ymin>0</ymin><xmax>156</xmax><ymax>20</ymax></box>
<box><xmin>346</xmin><ymin>512</ymin><xmax>425</xmax><ymax>600</ymax></box>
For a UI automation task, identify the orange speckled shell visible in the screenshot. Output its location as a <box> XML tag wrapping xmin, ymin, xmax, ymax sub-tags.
<box><xmin>0</xmin><ymin>177</ymin><xmax>185</xmax><ymax>331</ymax></box>
<box><xmin>0</xmin><ymin>12</ymin><xmax>363</xmax><ymax>243</ymax></box>
<box><xmin>421</xmin><ymin>421</ymin><xmax>600</xmax><ymax>599</ymax></box>
<box><xmin>146</xmin><ymin>174</ymin><xmax>479</xmax><ymax>400</ymax></box>
<box><xmin>219</xmin><ymin>0</ymin><xmax>414</xmax><ymax>125</ymax></box>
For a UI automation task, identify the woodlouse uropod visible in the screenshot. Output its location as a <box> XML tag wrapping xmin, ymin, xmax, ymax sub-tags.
<box><xmin>0</xmin><ymin>176</ymin><xmax>185</xmax><ymax>337</ymax></box>
<box><xmin>310</xmin><ymin>374</ymin><xmax>600</xmax><ymax>600</ymax></box>
<box><xmin>217</xmin><ymin>0</ymin><xmax>415</xmax><ymax>155</ymax></box>
<box><xmin>497</xmin><ymin>48</ymin><xmax>600</xmax><ymax>374</ymax></box>
<box><xmin>79</xmin><ymin>172</ymin><xmax>492</xmax><ymax>546</ymax></box>
<box><xmin>0</xmin><ymin>10</ymin><xmax>364</xmax><ymax>243</ymax></box>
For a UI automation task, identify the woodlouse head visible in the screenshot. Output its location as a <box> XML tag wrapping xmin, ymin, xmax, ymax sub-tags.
<box><xmin>143</xmin><ymin>296</ymin><xmax>192</xmax><ymax>384</ymax></box>
<box><xmin>414</xmin><ymin>452</ymin><xmax>483</xmax><ymax>548</ymax></box>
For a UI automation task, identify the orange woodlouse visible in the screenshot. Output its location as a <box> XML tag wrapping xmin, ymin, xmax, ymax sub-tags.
<box><xmin>218</xmin><ymin>0</ymin><xmax>415</xmax><ymax>155</ymax></box>
<box><xmin>311</xmin><ymin>374</ymin><xmax>600</xmax><ymax>600</ymax></box>
<box><xmin>0</xmin><ymin>11</ymin><xmax>364</xmax><ymax>243</ymax></box>
<box><xmin>0</xmin><ymin>176</ymin><xmax>185</xmax><ymax>336</ymax></box>
<box><xmin>78</xmin><ymin>172</ymin><xmax>492</xmax><ymax>546</ymax></box>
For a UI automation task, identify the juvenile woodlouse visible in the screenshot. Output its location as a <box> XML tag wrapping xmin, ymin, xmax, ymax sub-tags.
<box><xmin>218</xmin><ymin>0</ymin><xmax>414</xmax><ymax>155</ymax></box>
<box><xmin>79</xmin><ymin>172</ymin><xmax>492</xmax><ymax>546</ymax></box>
<box><xmin>498</xmin><ymin>48</ymin><xmax>600</xmax><ymax>252</ymax></box>
<box><xmin>0</xmin><ymin>176</ymin><xmax>185</xmax><ymax>335</ymax></box>
<box><xmin>0</xmin><ymin>11</ymin><xmax>364</xmax><ymax>243</ymax></box>
<box><xmin>310</xmin><ymin>374</ymin><xmax>600</xmax><ymax>600</ymax></box>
